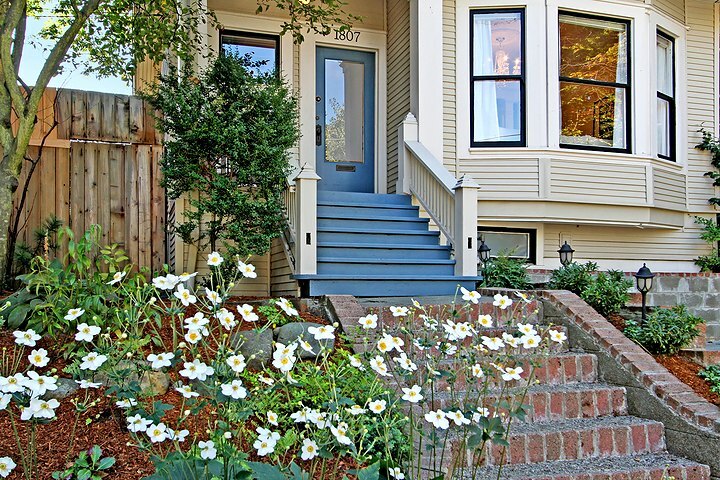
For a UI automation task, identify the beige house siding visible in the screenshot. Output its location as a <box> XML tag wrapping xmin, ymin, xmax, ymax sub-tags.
<box><xmin>459</xmin><ymin>157</ymin><xmax>540</xmax><ymax>198</ymax></box>
<box><xmin>270</xmin><ymin>238</ymin><xmax>299</xmax><ymax>297</ymax></box>
<box><xmin>654</xmin><ymin>0</ymin><xmax>685</xmax><ymax>23</ymax></box>
<box><xmin>653</xmin><ymin>168</ymin><xmax>687</xmax><ymax>211</ymax></box>
<box><xmin>443</xmin><ymin>0</ymin><xmax>457</xmax><ymax>175</ymax></box>
<box><xmin>386</xmin><ymin>0</ymin><xmax>411</xmax><ymax>193</ymax></box>
<box><xmin>685</xmin><ymin>0</ymin><xmax>716</xmax><ymax>211</ymax></box>
<box><xmin>549</xmin><ymin>159</ymin><xmax>646</xmax><ymax>205</ymax></box>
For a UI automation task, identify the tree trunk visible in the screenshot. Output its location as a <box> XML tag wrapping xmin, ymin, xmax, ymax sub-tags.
<box><xmin>0</xmin><ymin>166</ymin><xmax>18</xmax><ymax>289</ymax></box>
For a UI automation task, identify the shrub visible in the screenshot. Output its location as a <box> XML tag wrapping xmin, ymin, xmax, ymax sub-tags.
<box><xmin>146</xmin><ymin>54</ymin><xmax>299</xmax><ymax>261</ymax></box>
<box><xmin>581</xmin><ymin>270</ymin><xmax>632</xmax><ymax>317</ymax></box>
<box><xmin>481</xmin><ymin>254</ymin><xmax>532</xmax><ymax>289</ymax></box>
<box><xmin>547</xmin><ymin>261</ymin><xmax>598</xmax><ymax>294</ymax></box>
<box><xmin>699</xmin><ymin>364</ymin><xmax>720</xmax><ymax>395</ymax></box>
<box><xmin>624</xmin><ymin>305</ymin><xmax>704</xmax><ymax>355</ymax></box>
<box><xmin>693</xmin><ymin>216</ymin><xmax>720</xmax><ymax>273</ymax></box>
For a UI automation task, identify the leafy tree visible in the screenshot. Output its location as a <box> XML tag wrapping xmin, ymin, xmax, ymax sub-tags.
<box><xmin>0</xmin><ymin>0</ymin><xmax>358</xmax><ymax>286</ymax></box>
<box><xmin>146</xmin><ymin>54</ymin><xmax>299</xmax><ymax>261</ymax></box>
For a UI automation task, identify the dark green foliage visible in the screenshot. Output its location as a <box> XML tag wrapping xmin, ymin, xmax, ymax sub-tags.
<box><xmin>146</xmin><ymin>54</ymin><xmax>299</xmax><ymax>259</ymax></box>
<box><xmin>695</xmin><ymin>129</ymin><xmax>720</xmax><ymax>206</ymax></box>
<box><xmin>52</xmin><ymin>445</ymin><xmax>116</xmax><ymax>480</ymax></box>
<box><xmin>547</xmin><ymin>261</ymin><xmax>598</xmax><ymax>294</ymax></box>
<box><xmin>581</xmin><ymin>270</ymin><xmax>632</xmax><ymax>317</ymax></box>
<box><xmin>699</xmin><ymin>364</ymin><xmax>720</xmax><ymax>395</ymax></box>
<box><xmin>481</xmin><ymin>254</ymin><xmax>532</xmax><ymax>289</ymax></box>
<box><xmin>694</xmin><ymin>216</ymin><xmax>720</xmax><ymax>272</ymax></box>
<box><xmin>624</xmin><ymin>305</ymin><xmax>704</xmax><ymax>355</ymax></box>
<box><xmin>13</xmin><ymin>215</ymin><xmax>63</xmax><ymax>278</ymax></box>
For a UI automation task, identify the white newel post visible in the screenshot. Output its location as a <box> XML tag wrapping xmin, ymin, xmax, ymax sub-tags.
<box><xmin>293</xmin><ymin>164</ymin><xmax>321</xmax><ymax>275</ymax></box>
<box><xmin>396</xmin><ymin>113</ymin><xmax>418</xmax><ymax>195</ymax></box>
<box><xmin>453</xmin><ymin>175</ymin><xmax>479</xmax><ymax>277</ymax></box>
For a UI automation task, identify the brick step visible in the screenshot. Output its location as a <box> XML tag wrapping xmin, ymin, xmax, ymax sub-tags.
<box><xmin>482</xmin><ymin>416</ymin><xmax>664</xmax><ymax>466</ymax></box>
<box><xmin>467</xmin><ymin>453</ymin><xmax>711</xmax><ymax>480</ymax></box>
<box><xmin>428</xmin><ymin>383</ymin><xmax>627</xmax><ymax>422</ymax></box>
<box><xmin>430</xmin><ymin>352</ymin><xmax>597</xmax><ymax>390</ymax></box>
<box><xmin>372</xmin><ymin>300</ymin><xmax>543</xmax><ymax>325</ymax></box>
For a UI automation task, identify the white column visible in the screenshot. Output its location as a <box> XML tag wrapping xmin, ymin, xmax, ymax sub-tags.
<box><xmin>410</xmin><ymin>0</ymin><xmax>444</xmax><ymax>161</ymax></box>
<box><xmin>453</xmin><ymin>175</ymin><xmax>479</xmax><ymax>277</ymax></box>
<box><xmin>293</xmin><ymin>163</ymin><xmax>321</xmax><ymax>275</ymax></box>
<box><xmin>396</xmin><ymin>113</ymin><xmax>418</xmax><ymax>194</ymax></box>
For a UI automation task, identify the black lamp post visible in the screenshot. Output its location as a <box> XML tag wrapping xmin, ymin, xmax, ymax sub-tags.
<box><xmin>558</xmin><ymin>241</ymin><xmax>575</xmax><ymax>267</ymax></box>
<box><xmin>478</xmin><ymin>240</ymin><xmax>491</xmax><ymax>284</ymax></box>
<box><xmin>634</xmin><ymin>263</ymin><xmax>656</xmax><ymax>322</ymax></box>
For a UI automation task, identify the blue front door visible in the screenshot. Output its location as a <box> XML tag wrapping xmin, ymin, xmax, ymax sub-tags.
<box><xmin>316</xmin><ymin>47</ymin><xmax>376</xmax><ymax>193</ymax></box>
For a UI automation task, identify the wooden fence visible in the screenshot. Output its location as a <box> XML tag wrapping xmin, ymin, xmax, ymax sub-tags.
<box><xmin>11</xmin><ymin>87</ymin><xmax>166</xmax><ymax>271</ymax></box>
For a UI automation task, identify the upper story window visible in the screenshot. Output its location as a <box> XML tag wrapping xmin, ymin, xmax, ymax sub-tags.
<box><xmin>470</xmin><ymin>9</ymin><xmax>525</xmax><ymax>147</ymax></box>
<box><xmin>220</xmin><ymin>30</ymin><xmax>279</xmax><ymax>75</ymax></box>
<box><xmin>559</xmin><ymin>13</ymin><xmax>631</xmax><ymax>153</ymax></box>
<box><xmin>657</xmin><ymin>31</ymin><xmax>675</xmax><ymax>161</ymax></box>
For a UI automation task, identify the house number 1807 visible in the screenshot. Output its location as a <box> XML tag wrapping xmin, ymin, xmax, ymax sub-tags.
<box><xmin>335</xmin><ymin>30</ymin><xmax>361</xmax><ymax>42</ymax></box>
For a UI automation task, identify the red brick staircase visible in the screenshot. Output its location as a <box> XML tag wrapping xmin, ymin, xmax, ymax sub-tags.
<box><xmin>329</xmin><ymin>296</ymin><xmax>713</xmax><ymax>480</ymax></box>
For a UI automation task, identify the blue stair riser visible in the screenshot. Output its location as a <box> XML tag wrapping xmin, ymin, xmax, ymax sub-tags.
<box><xmin>317</xmin><ymin>261</ymin><xmax>456</xmax><ymax>276</ymax></box>
<box><xmin>318</xmin><ymin>205</ymin><xmax>419</xmax><ymax>219</ymax></box>
<box><xmin>317</xmin><ymin>245</ymin><xmax>451</xmax><ymax>260</ymax></box>
<box><xmin>317</xmin><ymin>191</ymin><xmax>412</xmax><ymax>205</ymax></box>
<box><xmin>306</xmin><ymin>279</ymin><xmax>477</xmax><ymax>297</ymax></box>
<box><xmin>317</xmin><ymin>231</ymin><xmax>440</xmax><ymax>245</ymax></box>
<box><xmin>318</xmin><ymin>217</ymin><xmax>430</xmax><ymax>231</ymax></box>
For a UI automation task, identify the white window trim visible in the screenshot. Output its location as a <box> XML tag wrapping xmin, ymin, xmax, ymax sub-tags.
<box><xmin>455</xmin><ymin>0</ymin><xmax>688</xmax><ymax>170</ymax></box>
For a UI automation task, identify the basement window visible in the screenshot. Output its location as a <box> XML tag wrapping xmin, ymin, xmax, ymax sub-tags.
<box><xmin>478</xmin><ymin>227</ymin><xmax>536</xmax><ymax>264</ymax></box>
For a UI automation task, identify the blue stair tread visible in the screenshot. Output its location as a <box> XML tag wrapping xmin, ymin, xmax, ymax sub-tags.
<box><xmin>317</xmin><ymin>257</ymin><xmax>455</xmax><ymax>265</ymax></box>
<box><xmin>318</xmin><ymin>191</ymin><xmax>411</xmax><ymax>203</ymax></box>
<box><xmin>317</xmin><ymin>227</ymin><xmax>439</xmax><ymax>236</ymax></box>
<box><xmin>318</xmin><ymin>213</ymin><xmax>428</xmax><ymax>222</ymax></box>
<box><xmin>317</xmin><ymin>200</ymin><xmax>417</xmax><ymax>210</ymax></box>
<box><xmin>318</xmin><ymin>242</ymin><xmax>449</xmax><ymax>250</ymax></box>
<box><xmin>294</xmin><ymin>274</ymin><xmax>482</xmax><ymax>281</ymax></box>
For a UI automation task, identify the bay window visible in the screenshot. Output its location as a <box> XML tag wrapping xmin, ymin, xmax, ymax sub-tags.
<box><xmin>656</xmin><ymin>31</ymin><xmax>675</xmax><ymax>161</ymax></box>
<box><xmin>559</xmin><ymin>13</ymin><xmax>631</xmax><ymax>153</ymax></box>
<box><xmin>470</xmin><ymin>9</ymin><xmax>525</xmax><ymax>147</ymax></box>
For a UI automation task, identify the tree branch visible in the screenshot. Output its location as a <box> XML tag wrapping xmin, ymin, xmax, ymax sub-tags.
<box><xmin>0</xmin><ymin>0</ymin><xmax>28</xmax><ymax>121</ymax></box>
<box><xmin>11</xmin><ymin>5</ymin><xmax>26</xmax><ymax>78</ymax></box>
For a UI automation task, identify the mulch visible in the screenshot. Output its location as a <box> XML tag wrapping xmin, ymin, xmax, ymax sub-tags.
<box><xmin>0</xmin><ymin>296</ymin><xmax>339</xmax><ymax>480</ymax></box>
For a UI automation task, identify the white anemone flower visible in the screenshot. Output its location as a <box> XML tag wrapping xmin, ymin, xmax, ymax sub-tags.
<box><xmin>75</xmin><ymin>380</ymin><xmax>102</xmax><ymax>389</ymax></box>
<box><xmin>276</xmin><ymin>297</ymin><xmax>299</xmax><ymax>317</ymax></box>
<box><xmin>0</xmin><ymin>394</ymin><xmax>11</xmax><ymax>411</ymax></box>
<box><xmin>520</xmin><ymin>334</ymin><xmax>542</xmax><ymax>349</ymax></box>
<box><xmin>13</xmin><ymin>329</ymin><xmax>41</xmax><ymax>347</ymax></box>
<box><xmin>501</xmin><ymin>366</ymin><xmax>524</xmax><ymax>382</ymax></box>
<box><xmin>347</xmin><ymin>405</ymin><xmax>367</xmax><ymax>415</ymax></box>
<box><xmin>127</xmin><ymin>414</ymin><xmax>153</xmax><ymax>433</ymax></box>
<box><xmin>448</xmin><ymin>410</ymin><xmax>471</xmax><ymax>426</ymax></box>
<box><xmin>376</xmin><ymin>334</ymin><xmax>395</xmax><ymax>353</ymax></box>
<box><xmin>27</xmin><ymin>348</ymin><xmax>49</xmax><ymax>368</ymax></box>
<box><xmin>517</xmin><ymin>323</ymin><xmax>537</xmax><ymax>336</ymax></box>
<box><xmin>221</xmin><ymin>380</ymin><xmax>248</xmax><ymax>399</ymax></box>
<box><xmin>460</xmin><ymin>287</ymin><xmax>481</xmax><ymax>304</ymax></box>
<box><xmin>21</xmin><ymin>398</ymin><xmax>59</xmax><ymax>420</ymax></box>
<box><xmin>184</xmin><ymin>330</ymin><xmax>203</xmax><ymax>345</ymax></box>
<box><xmin>199</xmin><ymin>440</ymin><xmax>217</xmax><ymax>459</ymax></box>
<box><xmin>79</xmin><ymin>352</ymin><xmax>107</xmax><ymax>371</ymax></box>
<box><xmin>307</xmin><ymin>325</ymin><xmax>335</xmax><ymax>341</ymax></box>
<box><xmin>299</xmin><ymin>340</ymin><xmax>315</xmax><ymax>355</ymax></box>
<box><xmin>471</xmin><ymin>364</ymin><xmax>485</xmax><ymax>378</ymax></box>
<box><xmin>179</xmin><ymin>359</ymin><xmax>214</xmax><ymax>381</ymax></box>
<box><xmin>258</xmin><ymin>375</ymin><xmax>275</xmax><ymax>386</ymax></box>
<box><xmin>226</xmin><ymin>354</ymin><xmax>247</xmax><ymax>373</ymax></box>
<box><xmin>369</xmin><ymin>356</ymin><xmax>390</xmax><ymax>377</ymax></box>
<box><xmin>75</xmin><ymin>323</ymin><xmax>101</xmax><ymax>342</ymax></box>
<box><xmin>389</xmin><ymin>306</ymin><xmax>408</xmax><ymax>317</ymax></box>
<box><xmin>0</xmin><ymin>373</ymin><xmax>26</xmax><ymax>393</ymax></box>
<box><xmin>267</xmin><ymin>410</ymin><xmax>279</xmax><ymax>426</ymax></box>
<box><xmin>168</xmin><ymin>428</ymin><xmax>189</xmax><ymax>442</ymax></box>
<box><xmin>368</xmin><ymin>399</ymin><xmax>387</xmax><ymax>414</ymax></box>
<box><xmin>25</xmin><ymin>371</ymin><xmax>57</xmax><ymax>396</ymax></box>
<box><xmin>185</xmin><ymin>312</ymin><xmax>209</xmax><ymax>330</ymax></box>
<box><xmin>492</xmin><ymin>294</ymin><xmax>513</xmax><ymax>310</ymax></box>
<box><xmin>300</xmin><ymin>438</ymin><xmax>319</xmax><ymax>461</ymax></box>
<box><xmin>175</xmin><ymin>384</ymin><xmax>199</xmax><ymax>399</ymax></box>
<box><xmin>255</xmin><ymin>426</ymin><xmax>280</xmax><ymax>443</ymax></box>
<box><xmin>330</xmin><ymin>422</ymin><xmax>353</xmax><ymax>445</ymax></box>
<box><xmin>147</xmin><ymin>423</ymin><xmax>168</xmax><ymax>443</ymax></box>
<box><xmin>0</xmin><ymin>457</ymin><xmax>15</xmax><ymax>478</ymax></box>
<box><xmin>549</xmin><ymin>329</ymin><xmax>567</xmax><ymax>344</ymax></box>
<box><xmin>516</xmin><ymin>291</ymin><xmax>532</xmax><ymax>304</ymax></box>
<box><xmin>64</xmin><ymin>308</ymin><xmax>85</xmax><ymax>321</ymax></box>
<box><xmin>152</xmin><ymin>275</ymin><xmax>176</xmax><ymax>291</ymax></box>
<box><xmin>481</xmin><ymin>336</ymin><xmax>505</xmax><ymax>351</ymax></box>
<box><xmin>401</xmin><ymin>385</ymin><xmax>423</xmax><ymax>403</ymax></box>
<box><xmin>238</xmin><ymin>304</ymin><xmax>259</xmax><ymax>322</ymax></box>
<box><xmin>174</xmin><ymin>284</ymin><xmax>197</xmax><ymax>306</ymax></box>
<box><xmin>348</xmin><ymin>355</ymin><xmax>365</xmax><ymax>371</ymax></box>
<box><xmin>290</xmin><ymin>407</ymin><xmax>311</xmax><ymax>423</ymax></box>
<box><xmin>388</xmin><ymin>467</ymin><xmax>405</xmax><ymax>479</ymax></box>
<box><xmin>253</xmin><ymin>437</ymin><xmax>276</xmax><ymax>456</ymax></box>
<box><xmin>424</xmin><ymin>410</ymin><xmax>449</xmax><ymax>430</ymax></box>
<box><xmin>207</xmin><ymin>251</ymin><xmax>224</xmax><ymax>267</ymax></box>
<box><xmin>216</xmin><ymin>309</ymin><xmax>237</xmax><ymax>330</ymax></box>
<box><xmin>272</xmin><ymin>354</ymin><xmax>296</xmax><ymax>373</ymax></box>
<box><xmin>107</xmin><ymin>271</ymin><xmax>127</xmax><ymax>285</ymax></box>
<box><xmin>178</xmin><ymin>271</ymin><xmax>198</xmax><ymax>282</ymax></box>
<box><xmin>204</xmin><ymin>288</ymin><xmax>222</xmax><ymax>305</ymax></box>
<box><xmin>358</xmin><ymin>314</ymin><xmax>378</xmax><ymax>329</ymax></box>
<box><xmin>147</xmin><ymin>352</ymin><xmax>174</xmax><ymax>369</ymax></box>
<box><xmin>116</xmin><ymin>398</ymin><xmax>138</xmax><ymax>409</ymax></box>
<box><xmin>238</xmin><ymin>261</ymin><xmax>257</xmax><ymax>278</ymax></box>
<box><xmin>478</xmin><ymin>315</ymin><xmax>493</xmax><ymax>328</ymax></box>
<box><xmin>394</xmin><ymin>352</ymin><xmax>417</xmax><ymax>372</ymax></box>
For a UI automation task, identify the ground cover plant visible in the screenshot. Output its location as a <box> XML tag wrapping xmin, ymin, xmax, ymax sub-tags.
<box><xmin>548</xmin><ymin>262</ymin><xmax>631</xmax><ymax>317</ymax></box>
<box><xmin>0</xmin><ymin>229</ymin><xmax>563</xmax><ymax>479</ymax></box>
<box><xmin>699</xmin><ymin>364</ymin><xmax>720</xmax><ymax>396</ymax></box>
<box><xmin>624</xmin><ymin>305</ymin><xmax>704</xmax><ymax>355</ymax></box>
<box><xmin>480</xmin><ymin>254</ymin><xmax>532</xmax><ymax>290</ymax></box>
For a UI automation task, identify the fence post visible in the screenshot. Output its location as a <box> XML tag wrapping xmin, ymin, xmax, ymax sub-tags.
<box><xmin>293</xmin><ymin>163</ymin><xmax>321</xmax><ymax>276</ymax></box>
<box><xmin>453</xmin><ymin>175</ymin><xmax>479</xmax><ymax>277</ymax></box>
<box><xmin>396</xmin><ymin>113</ymin><xmax>418</xmax><ymax>195</ymax></box>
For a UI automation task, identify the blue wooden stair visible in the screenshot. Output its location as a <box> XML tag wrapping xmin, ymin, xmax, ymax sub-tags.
<box><xmin>294</xmin><ymin>191</ymin><xmax>481</xmax><ymax>296</ymax></box>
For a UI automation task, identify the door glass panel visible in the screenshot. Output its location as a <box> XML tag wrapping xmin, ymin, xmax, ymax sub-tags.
<box><xmin>324</xmin><ymin>59</ymin><xmax>365</xmax><ymax>163</ymax></box>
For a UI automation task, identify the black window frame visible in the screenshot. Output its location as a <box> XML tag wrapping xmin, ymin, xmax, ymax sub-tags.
<box><xmin>469</xmin><ymin>8</ymin><xmax>527</xmax><ymax>148</ymax></box>
<box><xmin>558</xmin><ymin>11</ymin><xmax>632</xmax><ymax>154</ymax></box>
<box><xmin>656</xmin><ymin>30</ymin><xmax>676</xmax><ymax>162</ymax></box>
<box><xmin>219</xmin><ymin>29</ymin><xmax>281</xmax><ymax>76</ymax></box>
<box><xmin>477</xmin><ymin>227</ymin><xmax>537</xmax><ymax>264</ymax></box>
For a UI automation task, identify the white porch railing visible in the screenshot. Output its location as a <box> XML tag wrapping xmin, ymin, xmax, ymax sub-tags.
<box><xmin>280</xmin><ymin>180</ymin><xmax>297</xmax><ymax>268</ymax></box>
<box><xmin>290</xmin><ymin>164</ymin><xmax>320</xmax><ymax>275</ymax></box>
<box><xmin>397</xmin><ymin>113</ymin><xmax>479</xmax><ymax>277</ymax></box>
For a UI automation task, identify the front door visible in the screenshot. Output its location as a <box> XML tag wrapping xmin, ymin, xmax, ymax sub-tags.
<box><xmin>316</xmin><ymin>47</ymin><xmax>376</xmax><ymax>192</ymax></box>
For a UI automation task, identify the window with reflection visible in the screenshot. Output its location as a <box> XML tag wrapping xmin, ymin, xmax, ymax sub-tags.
<box><xmin>559</xmin><ymin>14</ymin><xmax>630</xmax><ymax>152</ymax></box>
<box><xmin>470</xmin><ymin>9</ymin><xmax>525</xmax><ymax>146</ymax></box>
<box><xmin>657</xmin><ymin>31</ymin><xmax>675</xmax><ymax>160</ymax></box>
<box><xmin>220</xmin><ymin>31</ymin><xmax>279</xmax><ymax>75</ymax></box>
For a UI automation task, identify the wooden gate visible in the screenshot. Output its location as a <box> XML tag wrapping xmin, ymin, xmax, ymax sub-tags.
<box><xmin>11</xmin><ymin>87</ymin><xmax>165</xmax><ymax>271</ymax></box>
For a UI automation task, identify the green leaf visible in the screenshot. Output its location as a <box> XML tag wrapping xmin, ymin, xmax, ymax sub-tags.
<box><xmin>98</xmin><ymin>456</ymin><xmax>116</xmax><ymax>470</ymax></box>
<box><xmin>7</xmin><ymin>304</ymin><xmax>31</xmax><ymax>328</ymax></box>
<box><xmin>246</xmin><ymin>462</ymin><xmax>287</xmax><ymax>480</ymax></box>
<box><xmin>77</xmin><ymin>469</ymin><xmax>92</xmax><ymax>480</ymax></box>
<box><xmin>352</xmin><ymin>461</ymin><xmax>380</xmax><ymax>480</ymax></box>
